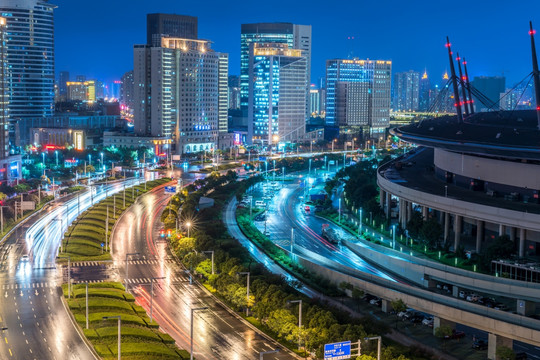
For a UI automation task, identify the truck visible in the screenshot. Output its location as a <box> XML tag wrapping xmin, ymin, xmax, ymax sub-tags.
<box><xmin>321</xmin><ymin>226</ymin><xmax>340</xmax><ymax>245</ymax></box>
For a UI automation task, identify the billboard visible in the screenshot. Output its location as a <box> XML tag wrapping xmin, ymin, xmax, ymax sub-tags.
<box><xmin>324</xmin><ymin>341</ymin><xmax>351</xmax><ymax>360</ymax></box>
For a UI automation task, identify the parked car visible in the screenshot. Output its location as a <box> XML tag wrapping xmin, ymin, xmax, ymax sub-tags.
<box><xmin>409</xmin><ymin>314</ymin><xmax>424</xmax><ymax>324</ymax></box>
<box><xmin>459</xmin><ymin>290</ymin><xmax>469</xmax><ymax>299</ymax></box>
<box><xmin>494</xmin><ymin>304</ymin><xmax>510</xmax><ymax>311</ymax></box>
<box><xmin>422</xmin><ymin>317</ymin><xmax>434</xmax><ymax>327</ymax></box>
<box><xmin>362</xmin><ymin>294</ymin><xmax>377</xmax><ymax>303</ymax></box>
<box><xmin>466</xmin><ymin>293</ymin><xmax>480</xmax><ymax>302</ymax></box>
<box><xmin>478</xmin><ymin>297</ymin><xmax>496</xmax><ymax>307</ymax></box>
<box><xmin>472</xmin><ymin>338</ymin><xmax>488</xmax><ymax>350</ymax></box>
<box><xmin>369</xmin><ymin>298</ymin><xmax>382</xmax><ymax>307</ymax></box>
<box><xmin>515</xmin><ymin>352</ymin><xmax>528</xmax><ymax>360</ymax></box>
<box><xmin>445</xmin><ymin>330</ymin><xmax>466</xmax><ymax>340</ymax></box>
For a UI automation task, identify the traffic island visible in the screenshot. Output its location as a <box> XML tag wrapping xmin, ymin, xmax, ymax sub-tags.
<box><xmin>62</xmin><ymin>281</ymin><xmax>190</xmax><ymax>359</ymax></box>
<box><xmin>61</xmin><ymin>178</ymin><xmax>171</xmax><ymax>261</ymax></box>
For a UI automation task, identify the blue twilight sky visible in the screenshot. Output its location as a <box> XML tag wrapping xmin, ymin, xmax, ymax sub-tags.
<box><xmin>54</xmin><ymin>0</ymin><xmax>540</xmax><ymax>87</ymax></box>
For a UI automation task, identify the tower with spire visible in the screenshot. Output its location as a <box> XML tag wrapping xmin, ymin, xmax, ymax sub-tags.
<box><xmin>419</xmin><ymin>69</ymin><xmax>431</xmax><ymax>111</ymax></box>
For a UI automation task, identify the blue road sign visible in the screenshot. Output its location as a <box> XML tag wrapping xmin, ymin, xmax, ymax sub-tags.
<box><xmin>100</xmin><ymin>243</ymin><xmax>104</xmax><ymax>248</ymax></box>
<box><xmin>324</xmin><ymin>341</ymin><xmax>351</xmax><ymax>360</ymax></box>
<box><xmin>164</xmin><ymin>186</ymin><xmax>176</xmax><ymax>194</ymax></box>
<box><xmin>259</xmin><ymin>156</ymin><xmax>267</xmax><ymax>162</ymax></box>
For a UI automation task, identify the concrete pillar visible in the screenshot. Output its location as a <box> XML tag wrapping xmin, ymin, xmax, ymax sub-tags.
<box><xmin>444</xmin><ymin>212</ymin><xmax>450</xmax><ymax>244</ymax></box>
<box><xmin>509</xmin><ymin>227</ymin><xmax>516</xmax><ymax>242</ymax></box>
<box><xmin>432</xmin><ymin>316</ymin><xmax>455</xmax><ymax>336</ymax></box>
<box><xmin>452</xmin><ymin>285</ymin><xmax>459</xmax><ymax>298</ymax></box>
<box><xmin>488</xmin><ymin>333</ymin><xmax>513</xmax><ymax>360</ymax></box>
<box><xmin>499</xmin><ymin>224</ymin><xmax>506</xmax><ymax>237</ymax></box>
<box><xmin>454</xmin><ymin>215</ymin><xmax>462</xmax><ymax>251</ymax></box>
<box><xmin>422</xmin><ymin>206</ymin><xmax>428</xmax><ymax>220</ymax></box>
<box><xmin>519</xmin><ymin>228</ymin><xmax>526</xmax><ymax>258</ymax></box>
<box><xmin>406</xmin><ymin>202</ymin><xmax>412</xmax><ymax>224</ymax></box>
<box><xmin>380</xmin><ymin>189</ymin><xmax>385</xmax><ymax>209</ymax></box>
<box><xmin>385</xmin><ymin>192</ymin><xmax>391</xmax><ymax>219</ymax></box>
<box><xmin>381</xmin><ymin>299</ymin><xmax>392</xmax><ymax>313</ymax></box>
<box><xmin>476</xmin><ymin>220</ymin><xmax>484</xmax><ymax>253</ymax></box>
<box><xmin>517</xmin><ymin>299</ymin><xmax>536</xmax><ymax>316</ymax></box>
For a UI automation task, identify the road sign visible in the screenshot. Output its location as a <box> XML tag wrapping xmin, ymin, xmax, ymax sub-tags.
<box><xmin>164</xmin><ymin>186</ymin><xmax>176</xmax><ymax>194</ymax></box>
<box><xmin>324</xmin><ymin>341</ymin><xmax>351</xmax><ymax>360</ymax></box>
<box><xmin>100</xmin><ymin>243</ymin><xmax>104</xmax><ymax>248</ymax></box>
<box><xmin>259</xmin><ymin>156</ymin><xmax>267</xmax><ymax>162</ymax></box>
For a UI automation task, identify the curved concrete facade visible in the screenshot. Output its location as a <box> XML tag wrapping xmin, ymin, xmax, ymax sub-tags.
<box><xmin>434</xmin><ymin>148</ymin><xmax>540</xmax><ymax>190</ymax></box>
<box><xmin>378</xmin><ymin>170</ymin><xmax>540</xmax><ymax>232</ymax></box>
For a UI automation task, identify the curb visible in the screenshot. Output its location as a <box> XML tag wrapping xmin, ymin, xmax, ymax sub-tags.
<box><xmin>59</xmin><ymin>288</ymin><xmax>100</xmax><ymax>360</ymax></box>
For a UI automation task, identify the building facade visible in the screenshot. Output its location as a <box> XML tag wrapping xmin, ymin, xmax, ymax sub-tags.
<box><xmin>133</xmin><ymin>37</ymin><xmax>228</xmax><ymax>154</ymax></box>
<box><xmin>325</xmin><ymin>59</ymin><xmax>392</xmax><ymax>136</ymax></box>
<box><xmin>0</xmin><ymin>0</ymin><xmax>55</xmax><ymax>121</ymax></box>
<box><xmin>146</xmin><ymin>13</ymin><xmax>197</xmax><ymax>46</ymax></box>
<box><xmin>120</xmin><ymin>70</ymin><xmax>135</xmax><ymax>109</ymax></box>
<box><xmin>240</xmin><ymin>23</ymin><xmax>311</xmax><ymax>119</ymax></box>
<box><xmin>393</xmin><ymin>70</ymin><xmax>420</xmax><ymax>112</ymax></box>
<box><xmin>419</xmin><ymin>70</ymin><xmax>431</xmax><ymax>111</ymax></box>
<box><xmin>66</xmin><ymin>80</ymin><xmax>96</xmax><ymax>102</ymax></box>
<box><xmin>218</xmin><ymin>54</ymin><xmax>229</xmax><ymax>133</ymax></box>
<box><xmin>228</xmin><ymin>75</ymin><xmax>241</xmax><ymax>110</ymax></box>
<box><xmin>248</xmin><ymin>43</ymin><xmax>307</xmax><ymax>145</ymax></box>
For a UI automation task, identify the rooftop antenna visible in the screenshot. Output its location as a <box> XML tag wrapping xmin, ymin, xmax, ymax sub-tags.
<box><xmin>446</xmin><ymin>37</ymin><xmax>463</xmax><ymax>123</ymax></box>
<box><xmin>456</xmin><ymin>53</ymin><xmax>469</xmax><ymax>116</ymax></box>
<box><xmin>463</xmin><ymin>58</ymin><xmax>474</xmax><ymax>114</ymax></box>
<box><xmin>529</xmin><ymin>21</ymin><xmax>540</xmax><ymax>129</ymax></box>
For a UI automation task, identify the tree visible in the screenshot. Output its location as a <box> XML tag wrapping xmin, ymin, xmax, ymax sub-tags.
<box><xmin>406</xmin><ymin>211</ymin><xmax>423</xmax><ymax>239</ymax></box>
<box><xmin>434</xmin><ymin>325</ymin><xmax>452</xmax><ymax>343</ymax></box>
<box><xmin>266</xmin><ymin>309</ymin><xmax>297</xmax><ymax>339</ymax></box>
<box><xmin>356</xmin><ymin>355</ymin><xmax>376</xmax><ymax>360</ymax></box>
<box><xmin>391</xmin><ymin>299</ymin><xmax>407</xmax><ymax>328</ymax></box>
<box><xmin>419</xmin><ymin>217</ymin><xmax>443</xmax><ymax>249</ymax></box>
<box><xmin>496</xmin><ymin>346</ymin><xmax>516</xmax><ymax>360</ymax></box>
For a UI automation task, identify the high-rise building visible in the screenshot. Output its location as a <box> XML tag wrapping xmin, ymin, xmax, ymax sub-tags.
<box><xmin>0</xmin><ymin>0</ymin><xmax>55</xmax><ymax>121</ymax></box>
<box><xmin>325</xmin><ymin>59</ymin><xmax>392</xmax><ymax>136</ymax></box>
<box><xmin>66</xmin><ymin>81</ymin><xmax>97</xmax><ymax>102</ymax></box>
<box><xmin>218</xmin><ymin>54</ymin><xmax>229</xmax><ymax>134</ymax></box>
<box><xmin>310</xmin><ymin>86</ymin><xmax>321</xmax><ymax>116</ymax></box>
<box><xmin>471</xmin><ymin>76</ymin><xmax>506</xmax><ymax>112</ymax></box>
<box><xmin>109</xmin><ymin>81</ymin><xmax>121</xmax><ymax>100</ymax></box>
<box><xmin>0</xmin><ymin>17</ymin><xmax>8</xmax><ymax>160</ymax></box>
<box><xmin>133</xmin><ymin>36</ymin><xmax>228</xmax><ymax>154</ymax></box>
<box><xmin>59</xmin><ymin>71</ymin><xmax>70</xmax><ymax>100</ymax></box>
<box><xmin>147</xmin><ymin>13</ymin><xmax>197</xmax><ymax>46</ymax></box>
<box><xmin>120</xmin><ymin>70</ymin><xmax>135</xmax><ymax>109</ymax></box>
<box><xmin>240</xmin><ymin>23</ymin><xmax>311</xmax><ymax>118</ymax></box>
<box><xmin>248</xmin><ymin>43</ymin><xmax>308</xmax><ymax>145</ymax></box>
<box><xmin>228</xmin><ymin>75</ymin><xmax>241</xmax><ymax>110</ymax></box>
<box><xmin>393</xmin><ymin>70</ymin><xmax>420</xmax><ymax>112</ymax></box>
<box><xmin>419</xmin><ymin>70</ymin><xmax>431</xmax><ymax>111</ymax></box>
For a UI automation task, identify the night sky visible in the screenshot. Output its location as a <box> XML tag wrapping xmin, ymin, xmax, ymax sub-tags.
<box><xmin>54</xmin><ymin>0</ymin><xmax>540</xmax><ymax>87</ymax></box>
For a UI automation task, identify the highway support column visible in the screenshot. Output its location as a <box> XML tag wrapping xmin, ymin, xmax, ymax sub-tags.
<box><xmin>519</xmin><ymin>228</ymin><xmax>526</xmax><ymax>258</ymax></box>
<box><xmin>454</xmin><ymin>215</ymin><xmax>462</xmax><ymax>252</ymax></box>
<box><xmin>386</xmin><ymin>192</ymin><xmax>392</xmax><ymax>219</ymax></box>
<box><xmin>381</xmin><ymin>299</ymin><xmax>392</xmax><ymax>313</ymax></box>
<box><xmin>517</xmin><ymin>299</ymin><xmax>536</xmax><ymax>316</ymax></box>
<box><xmin>432</xmin><ymin>317</ymin><xmax>455</xmax><ymax>336</ymax></box>
<box><xmin>444</xmin><ymin>212</ymin><xmax>450</xmax><ymax>244</ymax></box>
<box><xmin>488</xmin><ymin>333</ymin><xmax>513</xmax><ymax>360</ymax></box>
<box><xmin>476</xmin><ymin>220</ymin><xmax>484</xmax><ymax>253</ymax></box>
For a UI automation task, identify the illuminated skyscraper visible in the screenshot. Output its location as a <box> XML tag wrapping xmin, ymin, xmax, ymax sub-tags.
<box><xmin>147</xmin><ymin>13</ymin><xmax>197</xmax><ymax>46</ymax></box>
<box><xmin>134</xmin><ymin>37</ymin><xmax>228</xmax><ymax>154</ymax></box>
<box><xmin>241</xmin><ymin>23</ymin><xmax>311</xmax><ymax>118</ymax></box>
<box><xmin>120</xmin><ymin>70</ymin><xmax>135</xmax><ymax>109</ymax></box>
<box><xmin>248</xmin><ymin>43</ymin><xmax>308</xmax><ymax>145</ymax></box>
<box><xmin>0</xmin><ymin>0</ymin><xmax>55</xmax><ymax>121</ymax></box>
<box><xmin>419</xmin><ymin>70</ymin><xmax>431</xmax><ymax>111</ymax></box>
<box><xmin>393</xmin><ymin>70</ymin><xmax>420</xmax><ymax>111</ymax></box>
<box><xmin>325</xmin><ymin>59</ymin><xmax>392</xmax><ymax>136</ymax></box>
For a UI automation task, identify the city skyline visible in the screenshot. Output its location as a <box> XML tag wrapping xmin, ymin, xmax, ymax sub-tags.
<box><xmin>54</xmin><ymin>0</ymin><xmax>540</xmax><ymax>85</ymax></box>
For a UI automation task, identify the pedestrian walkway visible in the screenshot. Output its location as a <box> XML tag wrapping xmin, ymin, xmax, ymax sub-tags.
<box><xmin>69</xmin><ymin>258</ymin><xmax>175</xmax><ymax>267</ymax></box>
<box><xmin>121</xmin><ymin>276</ymin><xmax>186</xmax><ymax>284</ymax></box>
<box><xmin>1</xmin><ymin>282</ymin><xmax>55</xmax><ymax>289</ymax></box>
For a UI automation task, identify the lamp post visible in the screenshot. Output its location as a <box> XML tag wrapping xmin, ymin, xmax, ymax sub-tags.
<box><xmin>364</xmin><ymin>336</ymin><xmax>382</xmax><ymax>360</ymax></box>
<box><xmin>103</xmin><ymin>316</ymin><xmax>121</xmax><ymax>360</ymax></box>
<box><xmin>358</xmin><ymin>208</ymin><xmax>363</xmax><ymax>235</ymax></box>
<box><xmin>190</xmin><ymin>307</ymin><xmax>208</xmax><ymax>360</ymax></box>
<box><xmin>186</xmin><ymin>222</ymin><xmax>191</xmax><ymax>238</ymax></box>
<box><xmin>287</xmin><ymin>300</ymin><xmax>302</xmax><ymax>348</ymax></box>
<box><xmin>309</xmin><ymin>158</ymin><xmax>312</xmax><ymax>177</ymax></box>
<box><xmin>237</xmin><ymin>272</ymin><xmax>250</xmax><ymax>316</ymax></box>
<box><xmin>42</xmin><ymin>152</ymin><xmax>46</xmax><ymax>175</ymax></box>
<box><xmin>338</xmin><ymin>198</ymin><xmax>342</xmax><ymax>224</ymax></box>
<box><xmin>100</xmin><ymin>152</ymin><xmax>104</xmax><ymax>171</ymax></box>
<box><xmin>150</xmin><ymin>277</ymin><xmax>165</xmax><ymax>322</ymax></box>
<box><xmin>125</xmin><ymin>252</ymin><xmax>140</xmax><ymax>291</ymax></box>
<box><xmin>392</xmin><ymin>224</ymin><xmax>396</xmax><ymax>249</ymax></box>
<box><xmin>259</xmin><ymin>350</ymin><xmax>280</xmax><ymax>359</ymax></box>
<box><xmin>272</xmin><ymin>160</ymin><xmax>276</xmax><ymax>182</ymax></box>
<box><xmin>55</xmin><ymin>150</ymin><xmax>58</xmax><ymax>167</ymax></box>
<box><xmin>202</xmin><ymin>251</ymin><xmax>214</xmax><ymax>274</ymax></box>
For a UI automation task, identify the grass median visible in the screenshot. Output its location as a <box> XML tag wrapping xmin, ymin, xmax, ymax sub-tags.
<box><xmin>61</xmin><ymin>178</ymin><xmax>171</xmax><ymax>262</ymax></box>
<box><xmin>62</xmin><ymin>281</ymin><xmax>189</xmax><ymax>360</ymax></box>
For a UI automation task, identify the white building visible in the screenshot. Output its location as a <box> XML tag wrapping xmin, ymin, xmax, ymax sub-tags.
<box><xmin>133</xmin><ymin>37</ymin><xmax>228</xmax><ymax>154</ymax></box>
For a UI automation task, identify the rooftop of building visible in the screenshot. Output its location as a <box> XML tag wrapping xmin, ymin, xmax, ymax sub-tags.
<box><xmin>393</xmin><ymin>110</ymin><xmax>540</xmax><ymax>160</ymax></box>
<box><xmin>379</xmin><ymin>147</ymin><xmax>540</xmax><ymax>215</ymax></box>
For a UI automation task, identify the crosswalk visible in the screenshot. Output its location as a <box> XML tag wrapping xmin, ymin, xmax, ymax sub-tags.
<box><xmin>69</xmin><ymin>259</ymin><xmax>175</xmax><ymax>267</ymax></box>
<box><xmin>122</xmin><ymin>276</ymin><xmax>186</xmax><ymax>284</ymax></box>
<box><xmin>2</xmin><ymin>282</ymin><xmax>55</xmax><ymax>290</ymax></box>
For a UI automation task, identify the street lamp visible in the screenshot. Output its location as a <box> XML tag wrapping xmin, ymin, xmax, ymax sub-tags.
<box><xmin>237</xmin><ymin>272</ymin><xmax>250</xmax><ymax>316</ymax></box>
<box><xmin>260</xmin><ymin>349</ymin><xmax>280</xmax><ymax>359</ymax></box>
<box><xmin>103</xmin><ymin>316</ymin><xmax>121</xmax><ymax>360</ymax></box>
<box><xmin>202</xmin><ymin>251</ymin><xmax>214</xmax><ymax>274</ymax></box>
<box><xmin>185</xmin><ymin>222</ymin><xmax>192</xmax><ymax>238</ymax></box>
<box><xmin>55</xmin><ymin>150</ymin><xmax>59</xmax><ymax>167</ymax></box>
<box><xmin>364</xmin><ymin>336</ymin><xmax>382</xmax><ymax>360</ymax></box>
<box><xmin>125</xmin><ymin>252</ymin><xmax>140</xmax><ymax>291</ymax></box>
<box><xmin>287</xmin><ymin>300</ymin><xmax>302</xmax><ymax>348</ymax></box>
<box><xmin>190</xmin><ymin>307</ymin><xmax>208</xmax><ymax>360</ymax></box>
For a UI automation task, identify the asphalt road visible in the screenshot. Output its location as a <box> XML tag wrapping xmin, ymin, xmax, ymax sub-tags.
<box><xmin>0</xmin><ymin>176</ymin><xmax>148</xmax><ymax>360</ymax></box>
<box><xmin>105</xmin><ymin>178</ymin><xmax>298</xmax><ymax>360</ymax></box>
